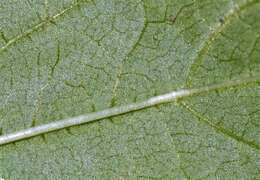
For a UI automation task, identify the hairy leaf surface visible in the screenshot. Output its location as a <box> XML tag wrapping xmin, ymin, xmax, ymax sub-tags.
<box><xmin>0</xmin><ymin>0</ymin><xmax>259</xmax><ymax>179</ymax></box>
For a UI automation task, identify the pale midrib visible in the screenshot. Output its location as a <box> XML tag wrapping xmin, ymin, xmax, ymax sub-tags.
<box><xmin>0</xmin><ymin>76</ymin><xmax>259</xmax><ymax>146</ymax></box>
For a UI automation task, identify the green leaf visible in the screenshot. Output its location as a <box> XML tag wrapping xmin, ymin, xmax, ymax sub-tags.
<box><xmin>0</xmin><ymin>0</ymin><xmax>259</xmax><ymax>179</ymax></box>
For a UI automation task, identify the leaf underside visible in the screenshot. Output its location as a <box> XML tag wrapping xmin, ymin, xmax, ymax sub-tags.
<box><xmin>0</xmin><ymin>0</ymin><xmax>259</xmax><ymax>179</ymax></box>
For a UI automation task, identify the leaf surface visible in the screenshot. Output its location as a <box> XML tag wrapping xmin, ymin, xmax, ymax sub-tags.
<box><xmin>0</xmin><ymin>0</ymin><xmax>259</xmax><ymax>179</ymax></box>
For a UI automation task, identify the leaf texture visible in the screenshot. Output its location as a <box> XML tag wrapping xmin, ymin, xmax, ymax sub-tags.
<box><xmin>0</xmin><ymin>0</ymin><xmax>259</xmax><ymax>179</ymax></box>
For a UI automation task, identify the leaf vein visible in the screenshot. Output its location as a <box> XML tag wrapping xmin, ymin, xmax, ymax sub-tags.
<box><xmin>179</xmin><ymin>102</ymin><xmax>260</xmax><ymax>151</ymax></box>
<box><xmin>0</xmin><ymin>0</ymin><xmax>87</xmax><ymax>54</ymax></box>
<box><xmin>185</xmin><ymin>0</ymin><xmax>260</xmax><ymax>87</ymax></box>
<box><xmin>0</xmin><ymin>75</ymin><xmax>258</xmax><ymax>146</ymax></box>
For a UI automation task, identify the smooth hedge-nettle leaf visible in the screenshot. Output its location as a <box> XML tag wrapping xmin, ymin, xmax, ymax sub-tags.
<box><xmin>0</xmin><ymin>0</ymin><xmax>259</xmax><ymax>179</ymax></box>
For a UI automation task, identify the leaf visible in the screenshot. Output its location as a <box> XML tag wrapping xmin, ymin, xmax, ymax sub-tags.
<box><xmin>0</xmin><ymin>0</ymin><xmax>259</xmax><ymax>179</ymax></box>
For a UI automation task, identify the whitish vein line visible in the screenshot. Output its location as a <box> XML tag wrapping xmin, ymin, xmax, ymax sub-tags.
<box><xmin>0</xmin><ymin>76</ymin><xmax>259</xmax><ymax>146</ymax></box>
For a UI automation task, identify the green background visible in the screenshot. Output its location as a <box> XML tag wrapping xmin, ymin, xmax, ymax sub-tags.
<box><xmin>0</xmin><ymin>0</ymin><xmax>259</xmax><ymax>179</ymax></box>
